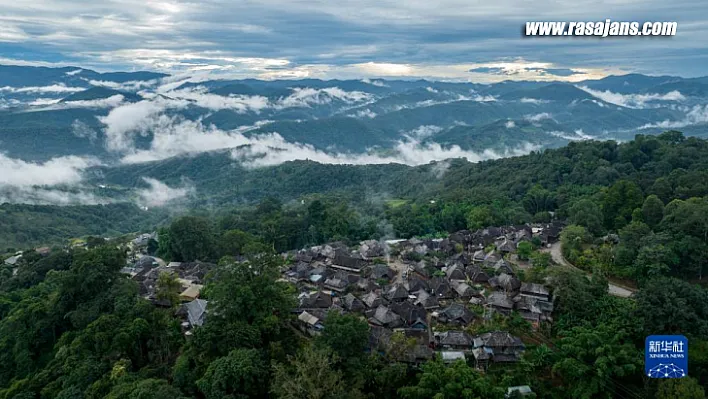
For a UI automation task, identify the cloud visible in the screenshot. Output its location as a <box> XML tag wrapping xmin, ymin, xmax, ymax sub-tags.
<box><xmin>577</xmin><ymin>86</ymin><xmax>686</xmax><ymax>108</ymax></box>
<box><xmin>0</xmin><ymin>186</ymin><xmax>105</xmax><ymax>205</ymax></box>
<box><xmin>0</xmin><ymin>153</ymin><xmax>99</xmax><ymax>187</ymax></box>
<box><xmin>505</xmin><ymin>120</ymin><xmax>515</xmax><ymax>128</ymax></box>
<box><xmin>349</xmin><ymin>108</ymin><xmax>377</xmax><ymax>118</ymax></box>
<box><xmin>71</xmin><ymin>120</ymin><xmax>98</xmax><ymax>142</ymax></box>
<box><xmin>525</xmin><ymin>112</ymin><xmax>553</xmax><ymax>122</ymax></box>
<box><xmin>65</xmin><ymin>68</ymin><xmax>83</xmax><ymax>76</ymax></box>
<box><xmin>98</xmin><ymin>97</ymin><xmax>190</xmax><ymax>151</ymax></box>
<box><xmin>87</xmin><ymin>79</ymin><xmax>158</xmax><ymax>91</ymax></box>
<box><xmin>0</xmin><ymin>84</ymin><xmax>85</xmax><ymax>93</ymax></box>
<box><xmin>548</xmin><ymin>129</ymin><xmax>594</xmax><ymax>141</ymax></box>
<box><xmin>520</xmin><ymin>98</ymin><xmax>550</xmax><ymax>104</ymax></box>
<box><xmin>274</xmin><ymin>87</ymin><xmax>373</xmax><ymax>108</ymax></box>
<box><xmin>639</xmin><ymin>104</ymin><xmax>708</xmax><ymax>129</ymax></box>
<box><xmin>169</xmin><ymin>86</ymin><xmax>270</xmax><ymax>112</ymax></box>
<box><xmin>407</xmin><ymin>125</ymin><xmax>443</xmax><ymax>139</ymax></box>
<box><xmin>137</xmin><ymin>177</ymin><xmax>194</xmax><ymax>207</ymax></box>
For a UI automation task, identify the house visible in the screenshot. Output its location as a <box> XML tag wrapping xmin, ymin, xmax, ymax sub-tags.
<box><xmin>489</xmin><ymin>273</ymin><xmax>521</xmax><ymax>292</ymax></box>
<box><xmin>472</xmin><ymin>331</ymin><xmax>525</xmax><ymax>369</ymax></box>
<box><xmin>342</xmin><ymin>293</ymin><xmax>366</xmax><ymax>312</ymax></box>
<box><xmin>298</xmin><ymin>311</ymin><xmax>324</xmax><ymax>336</ymax></box>
<box><xmin>300</xmin><ymin>291</ymin><xmax>333</xmax><ymax>309</ymax></box>
<box><xmin>391</xmin><ymin>301</ymin><xmax>428</xmax><ymax>329</ymax></box>
<box><xmin>450</xmin><ymin>280</ymin><xmax>476</xmax><ymax>299</ymax></box>
<box><xmin>370</xmin><ymin>264</ymin><xmax>395</xmax><ymax>281</ymax></box>
<box><xmin>436</xmin><ymin>330</ymin><xmax>475</xmax><ymax>351</ymax></box>
<box><xmin>331</xmin><ymin>252</ymin><xmax>367</xmax><ymax>273</ymax></box>
<box><xmin>438</xmin><ymin>303</ymin><xmax>475</xmax><ymax>325</ymax></box>
<box><xmin>404</xmin><ymin>277</ymin><xmax>429</xmax><ymax>293</ymax></box>
<box><xmin>413</xmin><ymin>289</ymin><xmax>439</xmax><ymax>309</ymax></box>
<box><xmin>324</xmin><ymin>277</ymin><xmax>348</xmax><ymax>292</ymax></box>
<box><xmin>445</xmin><ymin>264</ymin><xmax>466</xmax><ymax>281</ymax></box>
<box><xmin>356</xmin><ymin>278</ymin><xmax>377</xmax><ymax>292</ymax></box>
<box><xmin>368</xmin><ymin>305</ymin><xmax>403</xmax><ymax>328</ymax></box>
<box><xmin>35</xmin><ymin>247</ymin><xmax>51</xmax><ymax>257</ymax></box>
<box><xmin>179</xmin><ymin>284</ymin><xmax>203</xmax><ymax>301</ymax></box>
<box><xmin>361</xmin><ymin>291</ymin><xmax>383</xmax><ymax>308</ymax></box>
<box><xmin>472</xmin><ymin>249</ymin><xmax>486</xmax><ymax>263</ymax></box>
<box><xmin>430</xmin><ymin>277</ymin><xmax>455</xmax><ymax>299</ymax></box>
<box><xmin>385</xmin><ymin>284</ymin><xmax>410</xmax><ymax>302</ymax></box>
<box><xmin>184</xmin><ymin>298</ymin><xmax>208</xmax><ymax>328</ymax></box>
<box><xmin>514</xmin><ymin>295</ymin><xmax>554</xmax><ymax>326</ymax></box>
<box><xmin>441</xmin><ymin>351</ymin><xmax>466</xmax><ymax>364</ymax></box>
<box><xmin>506</xmin><ymin>386</ymin><xmax>534</xmax><ymax>398</ymax></box>
<box><xmin>466</xmin><ymin>265</ymin><xmax>490</xmax><ymax>283</ymax></box>
<box><xmin>520</xmin><ymin>283</ymin><xmax>550</xmax><ymax>301</ymax></box>
<box><xmin>487</xmin><ymin>291</ymin><xmax>514</xmax><ymax>314</ymax></box>
<box><xmin>497</xmin><ymin>239</ymin><xmax>516</xmax><ymax>254</ymax></box>
<box><xmin>483</xmin><ymin>251</ymin><xmax>502</xmax><ymax>267</ymax></box>
<box><xmin>493</xmin><ymin>259</ymin><xmax>515</xmax><ymax>276</ymax></box>
<box><xmin>3</xmin><ymin>255</ymin><xmax>21</xmax><ymax>266</ymax></box>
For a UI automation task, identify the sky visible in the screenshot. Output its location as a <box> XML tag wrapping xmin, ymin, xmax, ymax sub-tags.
<box><xmin>0</xmin><ymin>0</ymin><xmax>706</xmax><ymax>81</ymax></box>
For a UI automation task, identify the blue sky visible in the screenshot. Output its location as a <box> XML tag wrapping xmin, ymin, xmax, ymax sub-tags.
<box><xmin>0</xmin><ymin>0</ymin><xmax>706</xmax><ymax>81</ymax></box>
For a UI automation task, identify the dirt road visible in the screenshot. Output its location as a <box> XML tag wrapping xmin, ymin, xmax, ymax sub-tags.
<box><xmin>544</xmin><ymin>242</ymin><xmax>635</xmax><ymax>298</ymax></box>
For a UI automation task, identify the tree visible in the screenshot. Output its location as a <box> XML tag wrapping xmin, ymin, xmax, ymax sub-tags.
<box><xmin>156</xmin><ymin>271</ymin><xmax>182</xmax><ymax>308</ymax></box>
<box><xmin>398</xmin><ymin>358</ymin><xmax>503</xmax><ymax>399</ymax></box>
<box><xmin>530</xmin><ymin>251</ymin><xmax>552</xmax><ymax>269</ymax></box>
<box><xmin>196</xmin><ymin>348</ymin><xmax>268</xmax><ymax>399</ymax></box>
<box><xmin>272</xmin><ymin>347</ymin><xmax>362</xmax><ymax>399</ymax></box>
<box><xmin>106</xmin><ymin>378</ymin><xmax>187</xmax><ymax>399</ymax></box>
<box><xmin>552</xmin><ymin>325</ymin><xmax>641</xmax><ymax>399</ymax></box>
<box><xmin>560</xmin><ymin>225</ymin><xmax>591</xmax><ymax>263</ymax></box>
<box><xmin>642</xmin><ymin>195</ymin><xmax>665</xmax><ymax>229</ymax></box>
<box><xmin>634</xmin><ymin>277</ymin><xmax>708</xmax><ymax>338</ymax></box>
<box><xmin>167</xmin><ymin>216</ymin><xmax>215</xmax><ymax>262</ymax></box>
<box><xmin>569</xmin><ymin>199</ymin><xmax>604</xmax><ymax>236</ymax></box>
<box><xmin>517</xmin><ymin>241</ymin><xmax>533</xmax><ymax>261</ymax></box>
<box><xmin>315</xmin><ymin>312</ymin><xmax>369</xmax><ymax>363</ymax></box>
<box><xmin>466</xmin><ymin>206</ymin><xmax>494</xmax><ymax>230</ymax></box>
<box><xmin>656</xmin><ymin>377</ymin><xmax>705</xmax><ymax>399</ymax></box>
<box><xmin>602</xmin><ymin>180</ymin><xmax>644</xmax><ymax>230</ymax></box>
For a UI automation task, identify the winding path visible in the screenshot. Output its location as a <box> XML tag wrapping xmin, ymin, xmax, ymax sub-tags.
<box><xmin>544</xmin><ymin>242</ymin><xmax>635</xmax><ymax>298</ymax></box>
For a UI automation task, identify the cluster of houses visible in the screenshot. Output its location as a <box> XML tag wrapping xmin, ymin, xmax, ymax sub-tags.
<box><xmin>120</xmin><ymin>245</ymin><xmax>215</xmax><ymax>335</ymax></box>
<box><xmin>288</xmin><ymin>222</ymin><xmax>561</xmax><ymax>370</ymax></box>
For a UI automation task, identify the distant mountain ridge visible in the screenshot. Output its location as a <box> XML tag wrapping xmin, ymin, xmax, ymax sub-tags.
<box><xmin>0</xmin><ymin>64</ymin><xmax>704</xmax><ymax>164</ymax></box>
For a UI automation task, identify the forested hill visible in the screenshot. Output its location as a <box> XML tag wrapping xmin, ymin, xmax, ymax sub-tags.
<box><xmin>3</xmin><ymin>130</ymin><xmax>708</xmax><ymax>254</ymax></box>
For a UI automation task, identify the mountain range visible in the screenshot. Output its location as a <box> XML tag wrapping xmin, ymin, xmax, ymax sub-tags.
<box><xmin>0</xmin><ymin>65</ymin><xmax>706</xmax><ymax>207</ymax></box>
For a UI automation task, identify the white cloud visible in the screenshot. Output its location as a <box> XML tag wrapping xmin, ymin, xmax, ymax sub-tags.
<box><xmin>520</xmin><ymin>98</ymin><xmax>549</xmax><ymax>104</ymax></box>
<box><xmin>98</xmin><ymin>97</ymin><xmax>190</xmax><ymax>151</ymax></box>
<box><xmin>137</xmin><ymin>177</ymin><xmax>194</xmax><ymax>207</ymax></box>
<box><xmin>0</xmin><ymin>154</ymin><xmax>99</xmax><ymax>187</ymax></box>
<box><xmin>170</xmin><ymin>86</ymin><xmax>270</xmax><ymax>112</ymax></box>
<box><xmin>0</xmin><ymin>84</ymin><xmax>85</xmax><ymax>93</ymax></box>
<box><xmin>0</xmin><ymin>186</ymin><xmax>105</xmax><ymax>205</ymax></box>
<box><xmin>639</xmin><ymin>104</ymin><xmax>708</xmax><ymax>129</ymax></box>
<box><xmin>548</xmin><ymin>129</ymin><xmax>594</xmax><ymax>141</ymax></box>
<box><xmin>577</xmin><ymin>86</ymin><xmax>686</xmax><ymax>108</ymax></box>
<box><xmin>505</xmin><ymin>120</ymin><xmax>515</xmax><ymax>128</ymax></box>
<box><xmin>27</xmin><ymin>98</ymin><xmax>61</xmax><ymax>106</ymax></box>
<box><xmin>87</xmin><ymin>79</ymin><xmax>158</xmax><ymax>91</ymax></box>
<box><xmin>349</xmin><ymin>108</ymin><xmax>377</xmax><ymax>118</ymax></box>
<box><xmin>63</xmin><ymin>94</ymin><xmax>125</xmax><ymax>108</ymax></box>
<box><xmin>65</xmin><ymin>69</ymin><xmax>83</xmax><ymax>76</ymax></box>
<box><xmin>71</xmin><ymin>120</ymin><xmax>98</xmax><ymax>142</ymax></box>
<box><xmin>361</xmin><ymin>78</ymin><xmax>388</xmax><ymax>87</ymax></box>
<box><xmin>525</xmin><ymin>112</ymin><xmax>553</xmax><ymax>122</ymax></box>
<box><xmin>274</xmin><ymin>87</ymin><xmax>373</xmax><ymax>109</ymax></box>
<box><xmin>407</xmin><ymin>125</ymin><xmax>443</xmax><ymax>139</ymax></box>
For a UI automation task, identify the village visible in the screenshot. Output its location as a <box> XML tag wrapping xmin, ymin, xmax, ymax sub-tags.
<box><xmin>3</xmin><ymin>221</ymin><xmax>563</xmax><ymax>387</ymax></box>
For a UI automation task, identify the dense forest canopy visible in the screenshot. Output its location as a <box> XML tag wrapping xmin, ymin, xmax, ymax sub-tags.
<box><xmin>0</xmin><ymin>131</ymin><xmax>707</xmax><ymax>398</ymax></box>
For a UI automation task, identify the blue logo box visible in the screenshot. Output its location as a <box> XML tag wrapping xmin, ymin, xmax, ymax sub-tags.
<box><xmin>645</xmin><ymin>335</ymin><xmax>688</xmax><ymax>378</ymax></box>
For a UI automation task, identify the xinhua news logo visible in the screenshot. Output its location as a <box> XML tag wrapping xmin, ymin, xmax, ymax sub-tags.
<box><xmin>645</xmin><ymin>335</ymin><xmax>688</xmax><ymax>379</ymax></box>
